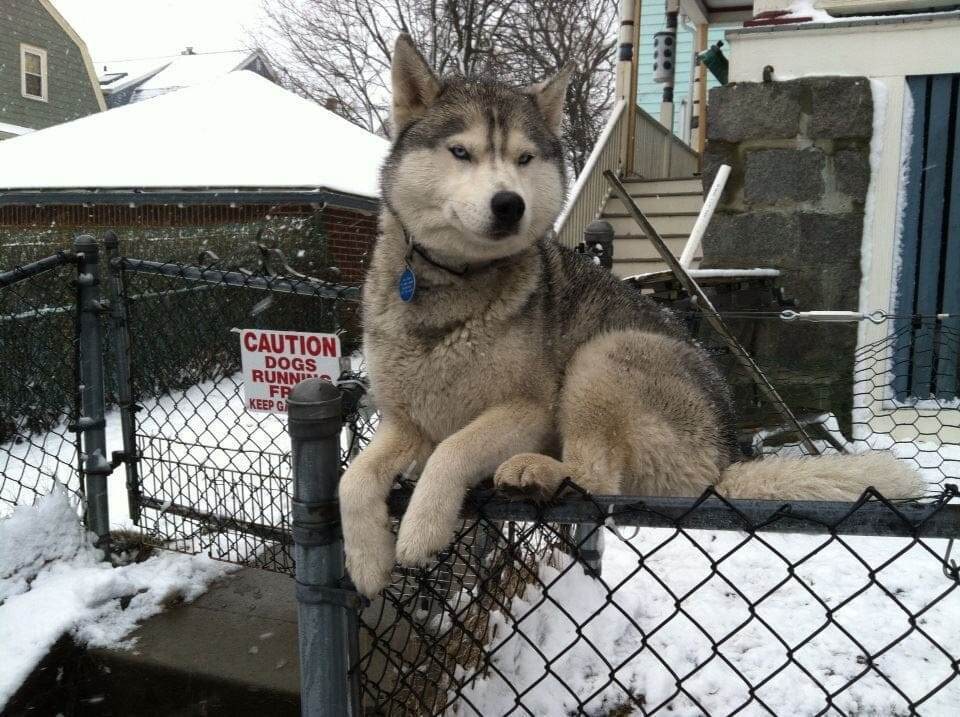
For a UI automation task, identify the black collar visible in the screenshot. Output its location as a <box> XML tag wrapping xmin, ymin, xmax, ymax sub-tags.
<box><xmin>385</xmin><ymin>200</ymin><xmax>495</xmax><ymax>278</ymax></box>
<box><xmin>410</xmin><ymin>242</ymin><xmax>474</xmax><ymax>277</ymax></box>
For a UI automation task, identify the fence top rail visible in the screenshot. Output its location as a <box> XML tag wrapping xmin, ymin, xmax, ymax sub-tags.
<box><xmin>115</xmin><ymin>257</ymin><xmax>360</xmax><ymax>300</ymax></box>
<box><xmin>0</xmin><ymin>250</ymin><xmax>78</xmax><ymax>289</ymax></box>
<box><xmin>386</xmin><ymin>484</ymin><xmax>960</xmax><ymax>539</ymax></box>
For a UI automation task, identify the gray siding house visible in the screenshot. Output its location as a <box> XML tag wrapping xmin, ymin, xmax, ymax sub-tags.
<box><xmin>0</xmin><ymin>0</ymin><xmax>105</xmax><ymax>140</ymax></box>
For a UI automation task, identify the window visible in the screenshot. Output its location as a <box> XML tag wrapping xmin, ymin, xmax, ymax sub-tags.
<box><xmin>20</xmin><ymin>44</ymin><xmax>47</xmax><ymax>101</ymax></box>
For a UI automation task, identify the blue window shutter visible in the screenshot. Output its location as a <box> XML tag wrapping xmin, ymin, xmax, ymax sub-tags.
<box><xmin>911</xmin><ymin>76</ymin><xmax>952</xmax><ymax>396</ymax></box>
<box><xmin>894</xmin><ymin>74</ymin><xmax>960</xmax><ymax>401</ymax></box>
<box><xmin>937</xmin><ymin>78</ymin><xmax>960</xmax><ymax>399</ymax></box>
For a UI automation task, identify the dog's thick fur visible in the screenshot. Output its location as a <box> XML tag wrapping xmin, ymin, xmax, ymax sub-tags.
<box><xmin>339</xmin><ymin>35</ymin><xmax>922</xmax><ymax>597</ymax></box>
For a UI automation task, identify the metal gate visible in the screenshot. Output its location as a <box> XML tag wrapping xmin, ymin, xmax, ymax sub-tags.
<box><xmin>105</xmin><ymin>236</ymin><xmax>368</xmax><ymax>571</ymax></box>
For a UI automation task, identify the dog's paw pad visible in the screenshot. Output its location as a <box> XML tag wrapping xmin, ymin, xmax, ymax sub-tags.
<box><xmin>494</xmin><ymin>453</ymin><xmax>569</xmax><ymax>499</ymax></box>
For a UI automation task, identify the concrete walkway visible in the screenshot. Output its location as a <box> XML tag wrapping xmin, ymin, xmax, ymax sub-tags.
<box><xmin>89</xmin><ymin>567</ymin><xmax>300</xmax><ymax>715</ymax></box>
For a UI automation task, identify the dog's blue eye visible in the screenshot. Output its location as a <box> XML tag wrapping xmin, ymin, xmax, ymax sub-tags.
<box><xmin>449</xmin><ymin>145</ymin><xmax>470</xmax><ymax>160</ymax></box>
<box><xmin>518</xmin><ymin>153</ymin><xmax>534</xmax><ymax>166</ymax></box>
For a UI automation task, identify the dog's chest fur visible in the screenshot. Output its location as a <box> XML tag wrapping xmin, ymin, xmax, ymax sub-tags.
<box><xmin>363</xmin><ymin>239</ymin><xmax>555</xmax><ymax>444</ymax></box>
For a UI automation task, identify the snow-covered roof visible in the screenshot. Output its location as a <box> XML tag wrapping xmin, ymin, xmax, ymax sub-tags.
<box><xmin>0</xmin><ymin>122</ymin><xmax>34</xmax><ymax>137</ymax></box>
<box><xmin>98</xmin><ymin>50</ymin><xmax>268</xmax><ymax>104</ymax></box>
<box><xmin>0</xmin><ymin>71</ymin><xmax>388</xmax><ymax>203</ymax></box>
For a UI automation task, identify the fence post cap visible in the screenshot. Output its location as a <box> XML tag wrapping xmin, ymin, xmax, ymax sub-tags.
<box><xmin>584</xmin><ymin>220</ymin><xmax>614</xmax><ymax>237</ymax></box>
<box><xmin>73</xmin><ymin>234</ymin><xmax>98</xmax><ymax>251</ymax></box>
<box><xmin>287</xmin><ymin>379</ymin><xmax>342</xmax><ymax>431</ymax></box>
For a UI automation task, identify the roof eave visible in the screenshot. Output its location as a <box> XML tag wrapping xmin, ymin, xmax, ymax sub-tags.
<box><xmin>0</xmin><ymin>187</ymin><xmax>380</xmax><ymax>213</ymax></box>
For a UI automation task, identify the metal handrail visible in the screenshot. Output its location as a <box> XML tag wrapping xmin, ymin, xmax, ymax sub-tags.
<box><xmin>555</xmin><ymin>100</ymin><xmax>701</xmax><ymax>250</ymax></box>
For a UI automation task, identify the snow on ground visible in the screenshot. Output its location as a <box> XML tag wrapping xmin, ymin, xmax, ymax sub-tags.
<box><xmin>459</xmin><ymin>528</ymin><xmax>959</xmax><ymax>716</ymax></box>
<box><xmin>0</xmin><ymin>491</ymin><xmax>231</xmax><ymax>711</ymax></box>
<box><xmin>0</xmin><ymin>375</ymin><xmax>289</xmax><ymax>525</ymax></box>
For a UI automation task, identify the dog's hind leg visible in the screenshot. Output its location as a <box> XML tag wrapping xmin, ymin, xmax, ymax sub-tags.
<box><xmin>339</xmin><ymin>417</ymin><xmax>432</xmax><ymax>597</ymax></box>
<box><xmin>394</xmin><ymin>400</ymin><xmax>551</xmax><ymax>567</ymax></box>
<box><xmin>496</xmin><ymin>330</ymin><xmax>725</xmax><ymax>498</ymax></box>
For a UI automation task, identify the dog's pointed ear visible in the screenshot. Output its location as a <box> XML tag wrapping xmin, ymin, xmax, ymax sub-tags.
<box><xmin>525</xmin><ymin>62</ymin><xmax>574</xmax><ymax>135</ymax></box>
<box><xmin>391</xmin><ymin>33</ymin><xmax>440</xmax><ymax>136</ymax></box>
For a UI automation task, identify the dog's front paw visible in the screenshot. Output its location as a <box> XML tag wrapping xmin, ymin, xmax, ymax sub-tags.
<box><xmin>395</xmin><ymin>509</ymin><xmax>458</xmax><ymax>567</ymax></box>
<box><xmin>494</xmin><ymin>453</ymin><xmax>569</xmax><ymax>499</ymax></box>
<box><xmin>343</xmin><ymin>516</ymin><xmax>396</xmax><ymax>598</ymax></box>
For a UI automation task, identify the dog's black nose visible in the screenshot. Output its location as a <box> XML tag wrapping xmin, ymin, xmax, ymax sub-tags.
<box><xmin>490</xmin><ymin>191</ymin><xmax>525</xmax><ymax>230</ymax></box>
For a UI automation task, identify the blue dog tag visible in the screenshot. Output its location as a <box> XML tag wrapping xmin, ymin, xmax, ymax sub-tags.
<box><xmin>398</xmin><ymin>265</ymin><xmax>416</xmax><ymax>302</ymax></box>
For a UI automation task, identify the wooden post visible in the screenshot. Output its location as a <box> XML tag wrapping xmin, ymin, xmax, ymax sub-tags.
<box><xmin>615</xmin><ymin>0</ymin><xmax>638</xmax><ymax>176</ymax></box>
<box><xmin>694</xmin><ymin>23</ymin><xmax>709</xmax><ymax>161</ymax></box>
<box><xmin>624</xmin><ymin>0</ymin><xmax>642</xmax><ymax>176</ymax></box>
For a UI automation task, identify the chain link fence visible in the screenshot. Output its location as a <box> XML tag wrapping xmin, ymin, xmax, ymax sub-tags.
<box><xmin>0</xmin><ymin>251</ymin><xmax>83</xmax><ymax>517</ymax></box>
<box><xmin>3</xmin><ymin>234</ymin><xmax>960</xmax><ymax>714</ymax></box>
<box><xmin>112</xmin><ymin>251</ymin><xmax>363</xmax><ymax>572</ymax></box>
<box><xmin>354</xmin><ymin>483</ymin><xmax>960</xmax><ymax>716</ymax></box>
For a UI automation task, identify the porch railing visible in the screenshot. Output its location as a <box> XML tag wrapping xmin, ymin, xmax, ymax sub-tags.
<box><xmin>555</xmin><ymin>101</ymin><xmax>700</xmax><ymax>249</ymax></box>
<box><xmin>555</xmin><ymin>100</ymin><xmax>626</xmax><ymax>248</ymax></box>
<box><xmin>633</xmin><ymin>105</ymin><xmax>700</xmax><ymax>179</ymax></box>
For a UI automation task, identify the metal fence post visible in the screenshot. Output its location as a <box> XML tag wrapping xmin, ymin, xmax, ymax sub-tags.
<box><xmin>74</xmin><ymin>234</ymin><xmax>111</xmax><ymax>542</ymax></box>
<box><xmin>580</xmin><ymin>220</ymin><xmax>615</xmax><ymax>270</ymax></box>
<box><xmin>288</xmin><ymin>378</ymin><xmax>357</xmax><ymax>716</ymax></box>
<box><xmin>103</xmin><ymin>231</ymin><xmax>142</xmax><ymax>524</ymax></box>
<box><xmin>573</xmin><ymin>522</ymin><xmax>604</xmax><ymax>578</ymax></box>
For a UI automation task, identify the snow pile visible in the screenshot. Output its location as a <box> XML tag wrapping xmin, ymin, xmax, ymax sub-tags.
<box><xmin>101</xmin><ymin>50</ymin><xmax>255</xmax><ymax>101</ymax></box>
<box><xmin>0</xmin><ymin>491</ymin><xmax>231</xmax><ymax>710</ymax></box>
<box><xmin>783</xmin><ymin>0</ymin><xmax>841</xmax><ymax>23</ymax></box>
<box><xmin>857</xmin><ymin>79</ymin><xmax>888</xmax><ymax>316</ymax></box>
<box><xmin>457</xmin><ymin>528</ymin><xmax>959</xmax><ymax>715</ymax></box>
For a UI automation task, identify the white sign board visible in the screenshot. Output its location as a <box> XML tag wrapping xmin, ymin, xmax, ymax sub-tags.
<box><xmin>239</xmin><ymin>329</ymin><xmax>341</xmax><ymax>414</ymax></box>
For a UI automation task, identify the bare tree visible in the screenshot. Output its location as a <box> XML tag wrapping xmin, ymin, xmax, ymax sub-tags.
<box><xmin>253</xmin><ymin>0</ymin><xmax>616</xmax><ymax>173</ymax></box>
<box><xmin>494</xmin><ymin>0</ymin><xmax>617</xmax><ymax>173</ymax></box>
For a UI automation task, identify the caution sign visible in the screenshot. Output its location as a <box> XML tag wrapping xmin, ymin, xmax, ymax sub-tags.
<box><xmin>239</xmin><ymin>329</ymin><xmax>341</xmax><ymax>413</ymax></box>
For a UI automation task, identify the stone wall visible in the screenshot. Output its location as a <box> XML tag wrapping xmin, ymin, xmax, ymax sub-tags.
<box><xmin>701</xmin><ymin>76</ymin><xmax>873</xmax><ymax>436</ymax></box>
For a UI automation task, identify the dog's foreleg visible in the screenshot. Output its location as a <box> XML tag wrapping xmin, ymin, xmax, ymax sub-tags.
<box><xmin>339</xmin><ymin>417</ymin><xmax>431</xmax><ymax>597</ymax></box>
<box><xmin>394</xmin><ymin>401</ymin><xmax>550</xmax><ymax>566</ymax></box>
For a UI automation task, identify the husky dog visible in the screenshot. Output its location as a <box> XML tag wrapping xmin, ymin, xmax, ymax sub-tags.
<box><xmin>338</xmin><ymin>34</ymin><xmax>921</xmax><ymax>598</ymax></box>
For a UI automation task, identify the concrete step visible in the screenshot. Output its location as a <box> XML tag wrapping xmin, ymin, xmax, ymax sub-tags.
<box><xmin>605</xmin><ymin>193</ymin><xmax>703</xmax><ymax>214</ymax></box>
<box><xmin>618</xmin><ymin>177</ymin><xmax>703</xmax><ymax>194</ymax></box>
<box><xmin>600</xmin><ymin>213</ymin><xmax>698</xmax><ymax>237</ymax></box>
<box><xmin>613</xmin><ymin>235</ymin><xmax>694</xmax><ymax>261</ymax></box>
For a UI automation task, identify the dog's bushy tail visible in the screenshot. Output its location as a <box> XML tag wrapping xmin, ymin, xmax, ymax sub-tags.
<box><xmin>715</xmin><ymin>452</ymin><xmax>925</xmax><ymax>502</ymax></box>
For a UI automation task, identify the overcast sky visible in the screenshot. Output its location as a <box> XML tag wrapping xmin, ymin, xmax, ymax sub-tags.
<box><xmin>52</xmin><ymin>0</ymin><xmax>268</xmax><ymax>63</ymax></box>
